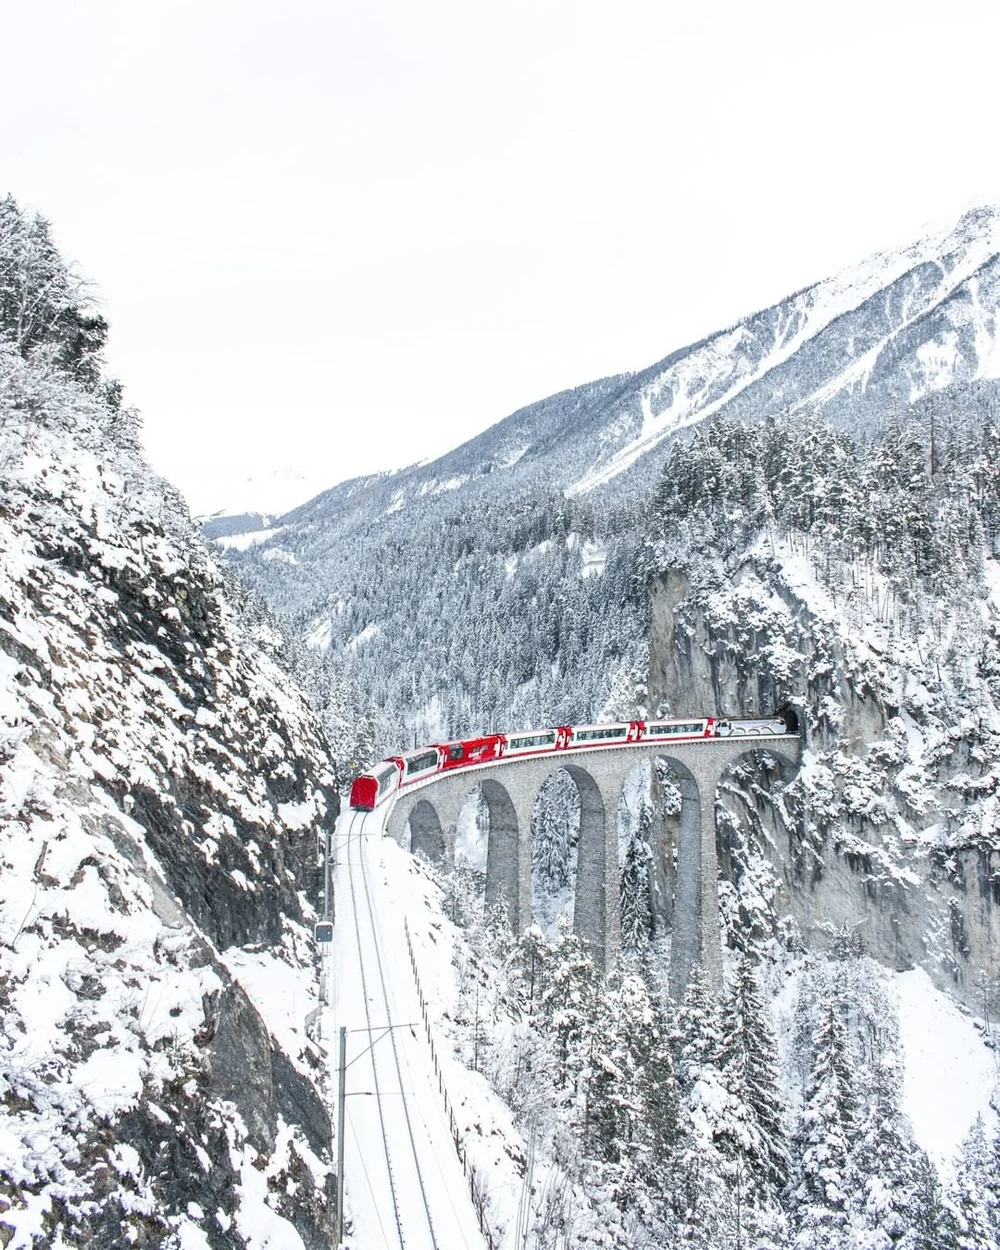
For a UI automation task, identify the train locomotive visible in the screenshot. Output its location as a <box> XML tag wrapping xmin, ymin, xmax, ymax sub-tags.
<box><xmin>348</xmin><ymin>710</ymin><xmax>798</xmax><ymax>811</ymax></box>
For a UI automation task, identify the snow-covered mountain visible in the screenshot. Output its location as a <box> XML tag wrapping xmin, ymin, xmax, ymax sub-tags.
<box><xmin>219</xmin><ymin>202</ymin><xmax>1000</xmax><ymax>543</ymax></box>
<box><xmin>0</xmin><ymin>198</ymin><xmax>339</xmax><ymax>1247</ymax></box>
<box><xmin>567</xmin><ymin>204</ymin><xmax>1000</xmax><ymax>495</ymax></box>
<box><xmin>192</xmin><ymin>465</ymin><xmax>338</xmax><ymax>537</ymax></box>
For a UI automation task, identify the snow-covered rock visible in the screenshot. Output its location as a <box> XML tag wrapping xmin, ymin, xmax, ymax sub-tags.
<box><xmin>0</xmin><ymin>341</ymin><xmax>338</xmax><ymax>1248</ymax></box>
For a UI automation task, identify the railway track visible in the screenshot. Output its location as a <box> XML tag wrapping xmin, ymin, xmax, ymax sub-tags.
<box><xmin>336</xmin><ymin>810</ymin><xmax>484</xmax><ymax>1250</ymax></box>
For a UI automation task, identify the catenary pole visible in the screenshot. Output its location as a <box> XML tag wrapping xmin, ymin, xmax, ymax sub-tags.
<box><xmin>336</xmin><ymin>1026</ymin><xmax>346</xmax><ymax>1247</ymax></box>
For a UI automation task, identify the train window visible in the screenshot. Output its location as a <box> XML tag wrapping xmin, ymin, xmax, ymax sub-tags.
<box><xmin>648</xmin><ymin>722</ymin><xmax>703</xmax><ymax>736</ymax></box>
<box><xmin>509</xmin><ymin>732</ymin><xmax>554</xmax><ymax>750</ymax></box>
<box><xmin>448</xmin><ymin>745</ymin><xmax>464</xmax><ymax>761</ymax></box>
<box><xmin>574</xmin><ymin>727</ymin><xmax>627</xmax><ymax>742</ymax></box>
<box><xmin>376</xmin><ymin>767</ymin><xmax>396</xmax><ymax>793</ymax></box>
<box><xmin>406</xmin><ymin>751</ymin><xmax>438</xmax><ymax>775</ymax></box>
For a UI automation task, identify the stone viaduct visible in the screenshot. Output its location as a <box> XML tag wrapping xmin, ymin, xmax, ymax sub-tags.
<box><xmin>382</xmin><ymin>735</ymin><xmax>801</xmax><ymax>999</ymax></box>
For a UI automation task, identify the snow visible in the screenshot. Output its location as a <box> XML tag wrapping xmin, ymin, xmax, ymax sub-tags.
<box><xmin>306</xmin><ymin>618</ymin><xmax>333</xmax><ymax>650</ymax></box>
<box><xmin>261</xmin><ymin>546</ymin><xmax>298</xmax><ymax>565</ymax></box>
<box><xmin>984</xmin><ymin>556</ymin><xmax>1000</xmax><ymax>613</ymax></box>
<box><xmin>454</xmin><ymin>800</ymin><xmax>488</xmax><ymax>870</ymax></box>
<box><xmin>894</xmin><ymin>967</ymin><xmax>999</xmax><ymax>1170</ymax></box>
<box><xmin>580</xmin><ymin>537</ymin><xmax>607</xmax><ymax>578</ymax></box>
<box><xmin>214</xmin><ymin>526</ymin><xmax>285</xmax><ymax>551</ymax></box>
<box><xmin>348</xmin><ymin>622</ymin><xmax>381</xmax><ymax>650</ymax></box>
<box><xmin>433</xmin><ymin>476</ymin><xmax>468</xmax><ymax>494</ymax></box>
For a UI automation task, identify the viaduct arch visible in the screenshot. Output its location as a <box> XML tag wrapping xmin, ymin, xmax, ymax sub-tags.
<box><xmin>384</xmin><ymin>736</ymin><xmax>800</xmax><ymax>998</ymax></box>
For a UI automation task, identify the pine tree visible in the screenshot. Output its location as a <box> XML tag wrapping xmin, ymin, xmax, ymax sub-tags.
<box><xmin>671</xmin><ymin>967</ymin><xmax>733</xmax><ymax>1246</ymax></box>
<box><xmin>950</xmin><ymin>1114</ymin><xmax>1000</xmax><ymax>1250</ymax></box>
<box><xmin>845</xmin><ymin>1044</ymin><xmax>925</xmax><ymax>1249</ymax></box>
<box><xmin>0</xmin><ymin>193</ymin><xmax>107</xmax><ymax>384</ymax></box>
<box><xmin>791</xmin><ymin>998</ymin><xmax>855</xmax><ymax>1246</ymax></box>
<box><xmin>633</xmin><ymin>967</ymin><xmax>679</xmax><ymax>1184</ymax></box>
<box><xmin>715</xmin><ymin>956</ymin><xmax>789</xmax><ymax>1202</ymax></box>
<box><xmin>531</xmin><ymin>770</ymin><xmax>578</xmax><ymax>891</ymax></box>
<box><xmin>511</xmin><ymin>923</ymin><xmax>549</xmax><ymax>1009</ymax></box>
<box><xmin>908</xmin><ymin>1149</ymin><xmax>958</xmax><ymax>1250</ymax></box>
<box><xmin>541</xmin><ymin>919</ymin><xmax>598</xmax><ymax>1093</ymax></box>
<box><xmin>620</xmin><ymin>797</ymin><xmax>652</xmax><ymax>953</ymax></box>
<box><xmin>675</xmin><ymin>963</ymin><xmax>723</xmax><ymax>1095</ymax></box>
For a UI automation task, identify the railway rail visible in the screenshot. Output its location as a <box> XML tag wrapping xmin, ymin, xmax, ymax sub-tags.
<box><xmin>334</xmin><ymin>809</ymin><xmax>486</xmax><ymax>1250</ymax></box>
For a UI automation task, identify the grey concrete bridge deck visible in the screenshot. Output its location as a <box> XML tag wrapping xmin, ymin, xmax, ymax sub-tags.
<box><xmin>382</xmin><ymin>735</ymin><xmax>801</xmax><ymax>998</ymax></box>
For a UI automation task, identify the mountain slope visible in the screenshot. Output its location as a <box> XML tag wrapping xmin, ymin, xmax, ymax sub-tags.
<box><xmin>215</xmin><ymin>202</ymin><xmax>1000</xmax><ymax>545</ymax></box>
<box><xmin>0</xmin><ymin>341</ymin><xmax>338</xmax><ymax>1243</ymax></box>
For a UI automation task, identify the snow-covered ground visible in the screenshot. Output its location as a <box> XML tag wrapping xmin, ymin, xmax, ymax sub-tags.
<box><xmin>895</xmin><ymin>967</ymin><xmax>1000</xmax><ymax>1171</ymax></box>
<box><xmin>330</xmin><ymin>802</ymin><xmax>1000</xmax><ymax>1249</ymax></box>
<box><xmin>322</xmin><ymin>800</ymin><xmax>1000</xmax><ymax>1250</ymax></box>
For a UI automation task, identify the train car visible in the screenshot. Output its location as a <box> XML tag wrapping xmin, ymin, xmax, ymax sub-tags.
<box><xmin>349</xmin><ymin>759</ymin><xmax>402</xmax><ymax>810</ymax></box>
<box><xmin>716</xmin><ymin>716</ymin><xmax>788</xmax><ymax>737</ymax></box>
<box><xmin>398</xmin><ymin>745</ymin><xmax>441</xmax><ymax>783</ymax></box>
<box><xmin>439</xmin><ymin>735</ymin><xmax>504</xmax><ymax>770</ymax></box>
<box><xmin>639</xmin><ymin>717</ymin><xmax>714</xmax><ymax>742</ymax></box>
<box><xmin>351</xmin><ymin>744</ymin><xmax>443</xmax><ymax>810</ymax></box>
<box><xmin>563</xmin><ymin>721</ymin><xmax>640</xmax><ymax>749</ymax></box>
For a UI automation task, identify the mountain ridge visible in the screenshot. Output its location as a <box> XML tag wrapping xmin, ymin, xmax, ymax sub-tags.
<box><xmin>210</xmin><ymin>204</ymin><xmax>1000</xmax><ymax>541</ymax></box>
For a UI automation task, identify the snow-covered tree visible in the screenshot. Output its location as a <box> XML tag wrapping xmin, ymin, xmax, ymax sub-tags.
<box><xmin>532</xmin><ymin>770</ymin><xmax>579</xmax><ymax>892</ymax></box>
<box><xmin>511</xmin><ymin>923</ymin><xmax>550</xmax><ymax>1008</ymax></box>
<box><xmin>671</xmin><ymin>967</ymin><xmax>733</xmax><ymax>1245</ymax></box>
<box><xmin>541</xmin><ymin>919</ymin><xmax>599</xmax><ymax>1093</ymax></box>
<box><xmin>620</xmin><ymin>796</ymin><xmax>652</xmax><ymax>953</ymax></box>
<box><xmin>791</xmin><ymin>997</ymin><xmax>856</xmax><ymax>1246</ymax></box>
<box><xmin>0</xmin><ymin>193</ymin><xmax>108</xmax><ymax>385</ymax></box>
<box><xmin>949</xmin><ymin>1114</ymin><xmax>1000</xmax><ymax>1250</ymax></box>
<box><xmin>715</xmin><ymin>956</ymin><xmax>789</xmax><ymax>1215</ymax></box>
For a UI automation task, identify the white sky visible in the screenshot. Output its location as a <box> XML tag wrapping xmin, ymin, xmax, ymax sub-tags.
<box><xmin>3</xmin><ymin>0</ymin><xmax>999</xmax><ymax>514</ymax></box>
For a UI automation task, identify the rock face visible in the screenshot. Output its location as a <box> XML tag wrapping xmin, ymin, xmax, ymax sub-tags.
<box><xmin>0</xmin><ymin>342</ymin><xmax>339</xmax><ymax>1246</ymax></box>
<box><xmin>648</xmin><ymin>555</ymin><xmax>999</xmax><ymax>1015</ymax></box>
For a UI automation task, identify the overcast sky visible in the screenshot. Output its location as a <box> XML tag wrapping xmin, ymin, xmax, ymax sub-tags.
<box><xmin>3</xmin><ymin>0</ymin><xmax>999</xmax><ymax>514</ymax></box>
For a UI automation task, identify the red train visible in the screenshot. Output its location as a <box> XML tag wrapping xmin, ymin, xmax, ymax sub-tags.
<box><xmin>348</xmin><ymin>712</ymin><xmax>797</xmax><ymax>811</ymax></box>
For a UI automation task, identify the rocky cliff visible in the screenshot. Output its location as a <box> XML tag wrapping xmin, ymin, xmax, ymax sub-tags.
<box><xmin>0</xmin><ymin>336</ymin><xmax>339</xmax><ymax>1247</ymax></box>
<box><xmin>647</xmin><ymin>518</ymin><xmax>999</xmax><ymax>1018</ymax></box>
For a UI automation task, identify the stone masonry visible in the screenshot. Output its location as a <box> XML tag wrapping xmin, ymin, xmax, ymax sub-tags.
<box><xmin>383</xmin><ymin>736</ymin><xmax>800</xmax><ymax>999</ymax></box>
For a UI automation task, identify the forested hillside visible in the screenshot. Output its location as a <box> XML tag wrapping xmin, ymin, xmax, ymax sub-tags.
<box><xmin>0</xmin><ymin>195</ymin><xmax>338</xmax><ymax>1248</ymax></box>
<box><xmin>411</xmin><ymin>407</ymin><xmax>1000</xmax><ymax>1247</ymax></box>
<box><xmin>639</xmin><ymin>409</ymin><xmax>1000</xmax><ymax>987</ymax></box>
<box><xmin>410</xmin><ymin>843</ymin><xmax>999</xmax><ymax>1250</ymax></box>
